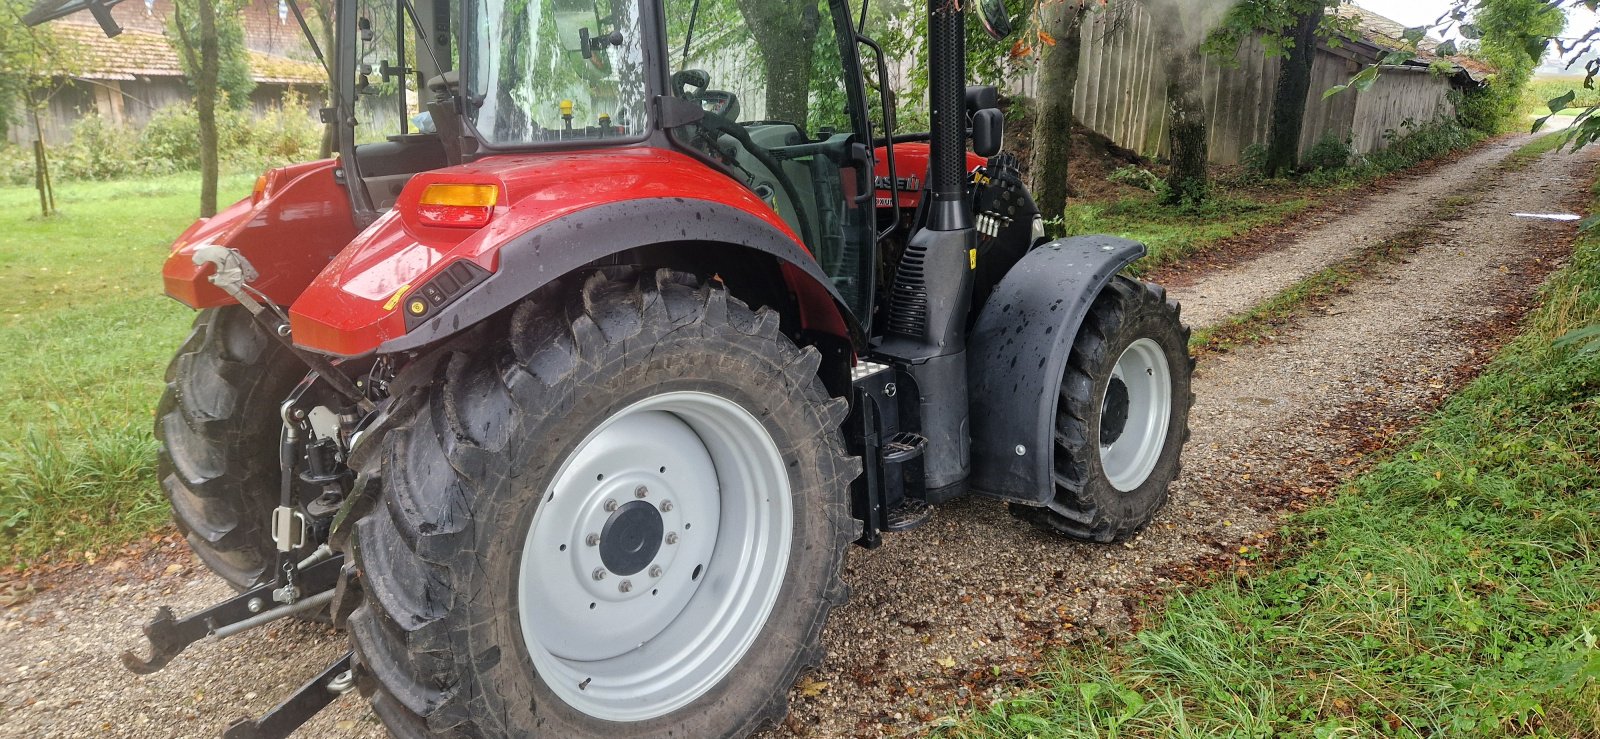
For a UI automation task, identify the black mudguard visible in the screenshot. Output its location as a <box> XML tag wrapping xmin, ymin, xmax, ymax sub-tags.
<box><xmin>966</xmin><ymin>235</ymin><xmax>1147</xmax><ymax>505</ymax></box>
<box><xmin>377</xmin><ymin>198</ymin><xmax>861</xmax><ymax>353</ymax></box>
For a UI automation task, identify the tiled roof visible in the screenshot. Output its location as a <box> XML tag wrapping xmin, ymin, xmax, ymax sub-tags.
<box><xmin>1337</xmin><ymin>3</ymin><xmax>1496</xmax><ymax>81</ymax></box>
<box><xmin>48</xmin><ymin>23</ymin><xmax>324</xmax><ymax>85</ymax></box>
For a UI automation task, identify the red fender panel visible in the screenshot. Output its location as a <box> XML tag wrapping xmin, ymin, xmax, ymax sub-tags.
<box><xmin>289</xmin><ymin>146</ymin><xmax>852</xmax><ymax>357</ymax></box>
<box><xmin>162</xmin><ymin>159</ymin><xmax>359</xmax><ymax>308</ymax></box>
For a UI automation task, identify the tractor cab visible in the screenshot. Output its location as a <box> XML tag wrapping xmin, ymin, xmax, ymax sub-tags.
<box><xmin>335</xmin><ymin>0</ymin><xmax>883</xmax><ymax>316</ymax></box>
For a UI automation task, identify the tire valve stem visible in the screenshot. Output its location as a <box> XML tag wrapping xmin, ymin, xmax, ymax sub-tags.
<box><xmin>579</xmin><ymin>678</ymin><xmax>592</xmax><ymax>691</ymax></box>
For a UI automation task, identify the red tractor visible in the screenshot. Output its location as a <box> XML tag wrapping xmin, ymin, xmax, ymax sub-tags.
<box><xmin>29</xmin><ymin>0</ymin><xmax>1192</xmax><ymax>735</ymax></box>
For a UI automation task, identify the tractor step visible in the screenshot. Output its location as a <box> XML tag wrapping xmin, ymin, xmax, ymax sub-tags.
<box><xmin>882</xmin><ymin>497</ymin><xmax>933</xmax><ymax>532</ymax></box>
<box><xmin>881</xmin><ymin>431</ymin><xmax>928</xmax><ymax>464</ymax></box>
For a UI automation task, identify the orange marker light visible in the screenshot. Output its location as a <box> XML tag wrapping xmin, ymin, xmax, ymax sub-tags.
<box><xmin>251</xmin><ymin>174</ymin><xmax>269</xmax><ymax>204</ymax></box>
<box><xmin>416</xmin><ymin>183</ymin><xmax>500</xmax><ymax>228</ymax></box>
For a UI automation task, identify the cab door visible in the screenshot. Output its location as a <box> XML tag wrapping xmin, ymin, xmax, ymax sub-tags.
<box><xmin>663</xmin><ymin>0</ymin><xmax>877</xmax><ymax>319</ymax></box>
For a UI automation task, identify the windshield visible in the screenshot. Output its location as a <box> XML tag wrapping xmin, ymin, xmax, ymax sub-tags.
<box><xmin>464</xmin><ymin>0</ymin><xmax>649</xmax><ymax>145</ymax></box>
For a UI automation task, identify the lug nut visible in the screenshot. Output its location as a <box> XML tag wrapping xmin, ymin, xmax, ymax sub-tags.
<box><xmin>247</xmin><ymin>597</ymin><xmax>264</xmax><ymax>613</ymax></box>
<box><xmin>618</xmin><ymin>580</ymin><xmax>633</xmax><ymax>593</ymax></box>
<box><xmin>592</xmin><ymin>568</ymin><xmax>607</xmax><ymax>581</ymax></box>
<box><xmin>586</xmin><ymin>533</ymin><xmax>600</xmax><ymax>546</ymax></box>
<box><xmin>604</xmin><ymin>499</ymin><xmax>619</xmax><ymax>512</ymax></box>
<box><xmin>660</xmin><ymin>500</ymin><xmax>673</xmax><ymax>512</ymax></box>
<box><xmin>634</xmin><ymin>485</ymin><xmax>649</xmax><ymax>499</ymax></box>
<box><xmin>665</xmin><ymin>532</ymin><xmax>679</xmax><ymax>545</ymax></box>
<box><xmin>648</xmin><ymin>565</ymin><xmax>663</xmax><ymax>578</ymax></box>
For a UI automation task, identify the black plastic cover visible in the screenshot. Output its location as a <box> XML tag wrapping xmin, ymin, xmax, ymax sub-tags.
<box><xmin>966</xmin><ymin>235</ymin><xmax>1146</xmax><ymax>504</ymax></box>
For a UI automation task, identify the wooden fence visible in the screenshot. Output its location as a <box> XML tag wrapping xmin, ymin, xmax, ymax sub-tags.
<box><xmin>1012</xmin><ymin>4</ymin><xmax>1459</xmax><ymax>165</ymax></box>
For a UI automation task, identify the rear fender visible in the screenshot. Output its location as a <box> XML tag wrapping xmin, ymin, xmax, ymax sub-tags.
<box><xmin>162</xmin><ymin>159</ymin><xmax>357</xmax><ymax>308</ymax></box>
<box><xmin>379</xmin><ymin>199</ymin><xmax>860</xmax><ymax>354</ymax></box>
<box><xmin>966</xmin><ymin>236</ymin><xmax>1147</xmax><ymax>504</ymax></box>
<box><xmin>287</xmin><ymin>148</ymin><xmax>859</xmax><ymax>357</ymax></box>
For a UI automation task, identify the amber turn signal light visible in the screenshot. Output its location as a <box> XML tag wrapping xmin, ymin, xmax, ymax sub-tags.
<box><xmin>416</xmin><ymin>183</ymin><xmax>500</xmax><ymax>228</ymax></box>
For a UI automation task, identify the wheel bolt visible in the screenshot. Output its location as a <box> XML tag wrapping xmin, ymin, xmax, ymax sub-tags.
<box><xmin>660</xmin><ymin>500</ymin><xmax>673</xmax><ymax>512</ymax></box>
<box><xmin>604</xmin><ymin>499</ymin><xmax>619</xmax><ymax>512</ymax></box>
<box><xmin>634</xmin><ymin>485</ymin><xmax>649</xmax><ymax>499</ymax></box>
<box><xmin>618</xmin><ymin>580</ymin><xmax>633</xmax><ymax>593</ymax></box>
<box><xmin>648</xmin><ymin>565</ymin><xmax>663</xmax><ymax>578</ymax></box>
<box><xmin>585</xmin><ymin>533</ymin><xmax>600</xmax><ymax>547</ymax></box>
<box><xmin>592</xmin><ymin>568</ymin><xmax>607</xmax><ymax>581</ymax></box>
<box><xmin>665</xmin><ymin>532</ymin><xmax>679</xmax><ymax>545</ymax></box>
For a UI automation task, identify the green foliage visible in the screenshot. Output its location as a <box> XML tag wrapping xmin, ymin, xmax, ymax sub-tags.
<box><xmin>1301</xmin><ymin>132</ymin><xmax>1352</xmax><ymax>171</ymax></box>
<box><xmin>1050</xmin><ymin>194</ymin><xmax>1307</xmax><ymax>276</ymax></box>
<box><xmin>1106</xmin><ymin>165</ymin><xmax>1166</xmax><ymax>194</ymax></box>
<box><xmin>1296</xmin><ymin>118</ymin><xmax>1479</xmax><ymax>187</ymax></box>
<box><xmin>1459</xmin><ymin>0</ymin><xmax>1566</xmax><ymax>134</ymax></box>
<box><xmin>0</xmin><ymin>0</ymin><xmax>81</xmax><ymax>139</ymax></box>
<box><xmin>1205</xmin><ymin>0</ymin><xmax>1355</xmax><ymax>62</ymax></box>
<box><xmin>949</xmin><ymin>186</ymin><xmax>1600</xmax><ymax>739</ymax></box>
<box><xmin>0</xmin><ymin>173</ymin><xmax>255</xmax><ymax>567</ymax></box>
<box><xmin>168</xmin><ymin>0</ymin><xmax>257</xmax><ymax>110</ymax></box>
<box><xmin>0</xmin><ymin>97</ymin><xmax>322</xmax><ymax>186</ymax></box>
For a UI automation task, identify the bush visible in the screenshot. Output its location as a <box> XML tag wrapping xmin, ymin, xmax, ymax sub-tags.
<box><xmin>0</xmin><ymin>97</ymin><xmax>324</xmax><ymax>188</ymax></box>
<box><xmin>1106</xmin><ymin>165</ymin><xmax>1166</xmax><ymax>194</ymax></box>
<box><xmin>1302</xmin><ymin>133</ymin><xmax>1353</xmax><ymax>172</ymax></box>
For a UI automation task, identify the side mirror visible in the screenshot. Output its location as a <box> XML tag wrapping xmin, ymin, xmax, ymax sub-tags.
<box><xmin>965</xmin><ymin>85</ymin><xmax>999</xmax><ymax>116</ymax></box>
<box><xmin>976</xmin><ymin>0</ymin><xmax>1013</xmax><ymax>40</ymax></box>
<box><xmin>972</xmin><ymin>108</ymin><xmax>1003</xmax><ymax>158</ymax></box>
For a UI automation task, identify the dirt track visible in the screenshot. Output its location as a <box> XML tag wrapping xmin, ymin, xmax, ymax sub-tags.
<box><xmin>1</xmin><ymin>136</ymin><xmax>1593</xmax><ymax>739</ymax></box>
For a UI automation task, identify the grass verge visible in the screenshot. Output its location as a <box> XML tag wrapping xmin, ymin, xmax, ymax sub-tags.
<box><xmin>947</xmin><ymin>189</ymin><xmax>1600</xmax><ymax>737</ymax></box>
<box><xmin>0</xmin><ymin>174</ymin><xmax>252</xmax><ymax>569</ymax></box>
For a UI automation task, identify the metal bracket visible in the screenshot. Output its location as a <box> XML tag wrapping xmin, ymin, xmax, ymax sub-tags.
<box><xmin>119</xmin><ymin>554</ymin><xmax>344</xmax><ymax>675</ymax></box>
<box><xmin>223</xmin><ymin>651</ymin><xmax>354</xmax><ymax>739</ymax></box>
<box><xmin>271</xmin><ymin>506</ymin><xmax>308</xmax><ymax>553</ymax></box>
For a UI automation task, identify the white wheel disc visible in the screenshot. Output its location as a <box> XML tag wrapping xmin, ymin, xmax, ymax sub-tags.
<box><xmin>518</xmin><ymin>391</ymin><xmax>793</xmax><ymax>722</ymax></box>
<box><xmin>1098</xmin><ymin>338</ymin><xmax>1173</xmax><ymax>492</ymax></box>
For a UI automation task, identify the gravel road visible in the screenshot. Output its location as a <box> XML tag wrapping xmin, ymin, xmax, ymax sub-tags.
<box><xmin>2</xmin><ymin>136</ymin><xmax>1593</xmax><ymax>739</ymax></box>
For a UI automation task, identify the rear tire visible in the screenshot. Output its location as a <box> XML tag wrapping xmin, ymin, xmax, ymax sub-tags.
<box><xmin>156</xmin><ymin>307</ymin><xmax>308</xmax><ymax>589</ymax></box>
<box><xmin>1019</xmin><ymin>276</ymin><xmax>1193</xmax><ymax>542</ymax></box>
<box><xmin>348</xmin><ymin>269</ymin><xmax>857</xmax><ymax>737</ymax></box>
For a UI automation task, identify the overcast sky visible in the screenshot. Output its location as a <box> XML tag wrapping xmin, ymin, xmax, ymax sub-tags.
<box><xmin>1353</xmin><ymin>0</ymin><xmax>1599</xmax><ymax>72</ymax></box>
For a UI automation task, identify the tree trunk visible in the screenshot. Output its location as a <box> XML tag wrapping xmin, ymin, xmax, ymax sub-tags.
<box><xmin>197</xmin><ymin>0</ymin><xmax>220</xmax><ymax>217</ymax></box>
<box><xmin>1163</xmin><ymin>51</ymin><xmax>1208</xmax><ymax>205</ymax></box>
<box><xmin>1029</xmin><ymin>1</ymin><xmax>1085</xmax><ymax>222</ymax></box>
<box><xmin>734</xmin><ymin>0</ymin><xmax>821</xmax><ymax>129</ymax></box>
<box><xmin>1264</xmin><ymin>7</ymin><xmax>1320</xmax><ymax>177</ymax></box>
<box><xmin>318</xmin><ymin>1</ymin><xmax>337</xmax><ymax>158</ymax></box>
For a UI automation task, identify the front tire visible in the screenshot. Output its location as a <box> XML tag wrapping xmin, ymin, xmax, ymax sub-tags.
<box><xmin>349</xmin><ymin>269</ymin><xmax>857</xmax><ymax>737</ymax></box>
<box><xmin>1019</xmin><ymin>276</ymin><xmax>1193</xmax><ymax>542</ymax></box>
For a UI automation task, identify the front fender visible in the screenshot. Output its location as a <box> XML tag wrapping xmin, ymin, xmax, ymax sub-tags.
<box><xmin>967</xmin><ymin>235</ymin><xmax>1146</xmax><ymax>504</ymax></box>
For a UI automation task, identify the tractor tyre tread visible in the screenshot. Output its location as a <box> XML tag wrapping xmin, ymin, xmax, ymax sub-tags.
<box><xmin>1019</xmin><ymin>275</ymin><xmax>1194</xmax><ymax>543</ymax></box>
<box><xmin>156</xmin><ymin>307</ymin><xmax>306</xmax><ymax>589</ymax></box>
<box><xmin>350</xmin><ymin>268</ymin><xmax>856</xmax><ymax>738</ymax></box>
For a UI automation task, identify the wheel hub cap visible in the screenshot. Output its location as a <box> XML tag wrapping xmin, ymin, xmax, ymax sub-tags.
<box><xmin>599</xmin><ymin>501</ymin><xmax>664</xmax><ymax>576</ymax></box>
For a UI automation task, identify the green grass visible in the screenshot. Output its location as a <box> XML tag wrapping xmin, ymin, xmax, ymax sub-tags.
<box><xmin>1523</xmin><ymin>76</ymin><xmax>1600</xmax><ymax>118</ymax></box>
<box><xmin>1058</xmin><ymin>196</ymin><xmax>1314</xmax><ymax>276</ymax></box>
<box><xmin>949</xmin><ymin>187</ymin><xmax>1600</xmax><ymax>737</ymax></box>
<box><xmin>0</xmin><ymin>173</ymin><xmax>252</xmax><ymax>567</ymax></box>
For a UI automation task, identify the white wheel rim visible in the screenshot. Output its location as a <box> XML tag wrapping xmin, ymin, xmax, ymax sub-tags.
<box><xmin>1098</xmin><ymin>338</ymin><xmax>1173</xmax><ymax>492</ymax></box>
<box><xmin>518</xmin><ymin>391</ymin><xmax>793</xmax><ymax>722</ymax></box>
